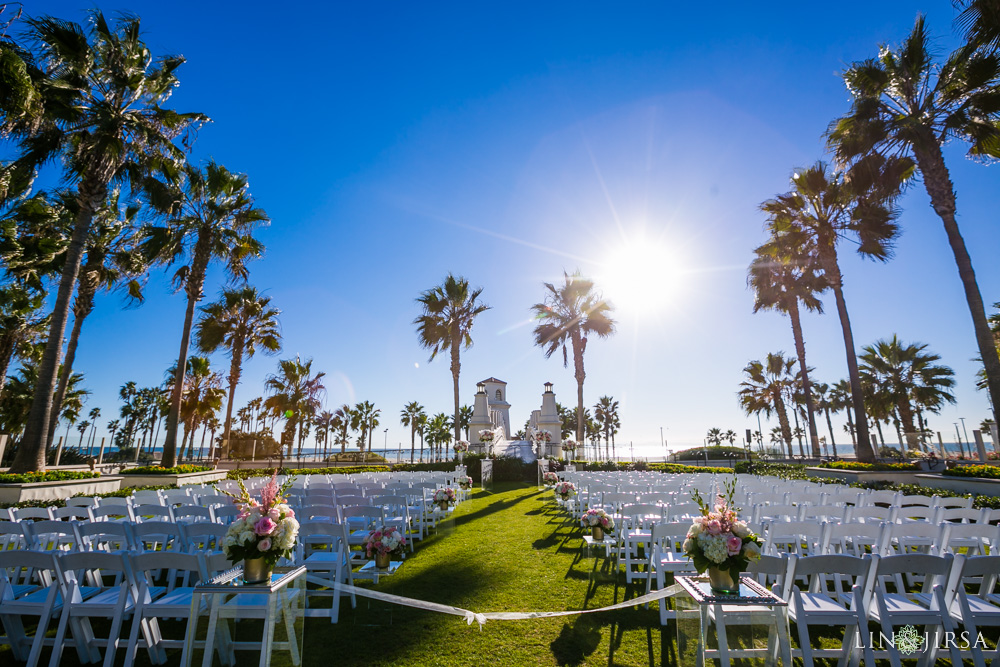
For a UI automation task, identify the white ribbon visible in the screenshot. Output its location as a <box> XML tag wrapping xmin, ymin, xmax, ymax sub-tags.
<box><xmin>333</xmin><ymin>582</ymin><xmax>684</xmax><ymax>628</ymax></box>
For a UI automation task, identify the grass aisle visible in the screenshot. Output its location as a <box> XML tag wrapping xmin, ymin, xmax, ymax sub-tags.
<box><xmin>318</xmin><ymin>482</ymin><xmax>665</xmax><ymax>667</ymax></box>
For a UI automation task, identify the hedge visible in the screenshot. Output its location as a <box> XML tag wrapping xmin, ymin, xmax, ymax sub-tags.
<box><xmin>818</xmin><ymin>461</ymin><xmax>919</xmax><ymax>472</ymax></box>
<box><xmin>942</xmin><ymin>464</ymin><xmax>1000</xmax><ymax>479</ymax></box>
<box><xmin>647</xmin><ymin>463</ymin><xmax>733</xmax><ymax>474</ymax></box>
<box><xmin>121</xmin><ymin>465</ymin><xmax>212</xmax><ymax>475</ymax></box>
<box><xmin>0</xmin><ymin>470</ymin><xmax>101</xmax><ymax>484</ymax></box>
<box><xmin>225</xmin><ymin>466</ymin><xmax>391</xmax><ymax>480</ymax></box>
<box><xmin>671</xmin><ymin>446</ymin><xmax>753</xmax><ymax>461</ymax></box>
<box><xmin>0</xmin><ymin>484</ymin><xmax>174</xmax><ymax>510</ymax></box>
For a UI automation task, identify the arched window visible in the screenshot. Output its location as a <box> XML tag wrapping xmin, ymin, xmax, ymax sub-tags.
<box><xmin>495</xmin><ymin>389</ymin><xmax>502</xmax><ymax>400</ymax></box>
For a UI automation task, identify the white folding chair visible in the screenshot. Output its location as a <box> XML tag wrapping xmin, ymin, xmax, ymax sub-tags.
<box><xmin>50</xmin><ymin>551</ymin><xmax>139</xmax><ymax>667</ymax></box>
<box><xmin>951</xmin><ymin>555</ymin><xmax>1000</xmax><ymax>667</ymax></box>
<box><xmin>788</xmin><ymin>554</ymin><xmax>876</xmax><ymax>667</ymax></box>
<box><xmin>171</xmin><ymin>505</ymin><xmax>214</xmax><ymax>524</ymax></box>
<box><xmin>296</xmin><ymin>521</ymin><xmax>356</xmax><ymax>622</ymax></box>
<box><xmin>0</xmin><ymin>550</ymin><xmax>65</xmax><ymax>666</ymax></box>
<box><xmin>131</xmin><ymin>522</ymin><xmax>186</xmax><ymax>553</ymax></box>
<box><xmin>645</xmin><ymin>522</ymin><xmax>695</xmax><ymax>623</ymax></box>
<box><xmin>51</xmin><ymin>506</ymin><xmax>94</xmax><ymax>523</ymax></box>
<box><xmin>132</xmin><ymin>504</ymin><xmax>175</xmax><ymax>523</ymax></box>
<box><xmin>180</xmin><ymin>523</ymin><xmax>228</xmax><ymax>553</ymax></box>
<box><xmin>26</xmin><ymin>520</ymin><xmax>83</xmax><ymax>552</ymax></box>
<box><xmin>763</xmin><ymin>521</ymin><xmax>826</xmax><ymax>557</ymax></box>
<box><xmin>868</xmin><ymin>553</ymin><xmax>963</xmax><ymax>667</ymax></box>
<box><xmin>12</xmin><ymin>507</ymin><xmax>54</xmax><ymax>522</ymax></box>
<box><xmin>77</xmin><ymin>522</ymin><xmax>134</xmax><ymax>553</ymax></box>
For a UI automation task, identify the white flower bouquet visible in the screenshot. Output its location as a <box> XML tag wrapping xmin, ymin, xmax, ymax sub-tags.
<box><xmin>542</xmin><ymin>471</ymin><xmax>559</xmax><ymax>486</ymax></box>
<box><xmin>218</xmin><ymin>473</ymin><xmax>299</xmax><ymax>567</ymax></box>
<box><xmin>562</xmin><ymin>440</ymin><xmax>577</xmax><ymax>453</ymax></box>
<box><xmin>453</xmin><ymin>440</ymin><xmax>469</xmax><ymax>453</ymax></box>
<box><xmin>554</xmin><ymin>481</ymin><xmax>576</xmax><ymax>500</ymax></box>
<box><xmin>433</xmin><ymin>487</ymin><xmax>457</xmax><ymax>509</ymax></box>
<box><xmin>478</xmin><ymin>429</ymin><xmax>495</xmax><ymax>443</ymax></box>
<box><xmin>581</xmin><ymin>508</ymin><xmax>615</xmax><ymax>532</ymax></box>
<box><xmin>363</xmin><ymin>525</ymin><xmax>406</xmax><ymax>558</ymax></box>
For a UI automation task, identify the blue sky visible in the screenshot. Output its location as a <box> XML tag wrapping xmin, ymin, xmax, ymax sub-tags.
<box><xmin>30</xmin><ymin>1</ymin><xmax>999</xmax><ymax>453</ymax></box>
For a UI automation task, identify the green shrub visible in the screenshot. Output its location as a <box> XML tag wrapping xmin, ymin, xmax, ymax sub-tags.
<box><xmin>942</xmin><ymin>464</ymin><xmax>1000</xmax><ymax>479</ymax></box>
<box><xmin>735</xmin><ymin>461</ymin><xmax>810</xmax><ymax>479</ymax></box>
<box><xmin>225</xmin><ymin>466</ymin><xmax>392</xmax><ymax>480</ymax></box>
<box><xmin>0</xmin><ymin>470</ymin><xmax>100</xmax><ymax>484</ymax></box>
<box><xmin>121</xmin><ymin>464</ymin><xmax>212</xmax><ymax>475</ymax></box>
<box><xmin>818</xmin><ymin>461</ymin><xmax>918</xmax><ymax>472</ymax></box>
<box><xmin>0</xmin><ymin>484</ymin><xmax>173</xmax><ymax>510</ymax></box>
<box><xmin>647</xmin><ymin>463</ymin><xmax>733</xmax><ymax>474</ymax></box>
<box><xmin>671</xmin><ymin>446</ymin><xmax>752</xmax><ymax>461</ymax></box>
<box><xmin>325</xmin><ymin>452</ymin><xmax>388</xmax><ymax>463</ymax></box>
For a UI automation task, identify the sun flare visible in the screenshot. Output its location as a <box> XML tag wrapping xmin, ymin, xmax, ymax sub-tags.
<box><xmin>598</xmin><ymin>236</ymin><xmax>679</xmax><ymax>316</ymax></box>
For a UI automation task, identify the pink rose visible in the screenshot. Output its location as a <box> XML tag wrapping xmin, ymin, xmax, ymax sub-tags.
<box><xmin>727</xmin><ymin>535</ymin><xmax>743</xmax><ymax>555</ymax></box>
<box><xmin>258</xmin><ymin>537</ymin><xmax>272</xmax><ymax>551</ymax></box>
<box><xmin>706</xmin><ymin>519</ymin><xmax>722</xmax><ymax>535</ymax></box>
<box><xmin>268</xmin><ymin>507</ymin><xmax>282</xmax><ymax>522</ymax></box>
<box><xmin>254</xmin><ymin>516</ymin><xmax>276</xmax><ymax>536</ymax></box>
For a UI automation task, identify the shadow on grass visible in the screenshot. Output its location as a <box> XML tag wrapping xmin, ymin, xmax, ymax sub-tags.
<box><xmin>550</xmin><ymin>618</ymin><xmax>603</xmax><ymax>666</ymax></box>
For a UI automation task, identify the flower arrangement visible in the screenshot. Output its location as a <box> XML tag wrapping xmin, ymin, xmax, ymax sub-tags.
<box><xmin>478</xmin><ymin>429</ymin><xmax>495</xmax><ymax>443</ymax></box>
<box><xmin>581</xmin><ymin>508</ymin><xmax>615</xmax><ymax>532</ymax></box>
<box><xmin>453</xmin><ymin>440</ymin><xmax>469</xmax><ymax>453</ymax></box>
<box><xmin>682</xmin><ymin>478</ymin><xmax>762</xmax><ymax>583</ymax></box>
<box><xmin>554</xmin><ymin>481</ymin><xmax>576</xmax><ymax>500</ymax></box>
<box><xmin>458</xmin><ymin>475</ymin><xmax>473</xmax><ymax>489</ymax></box>
<box><xmin>534</xmin><ymin>429</ymin><xmax>552</xmax><ymax>443</ymax></box>
<box><xmin>542</xmin><ymin>471</ymin><xmax>559</xmax><ymax>486</ymax></box>
<box><xmin>562</xmin><ymin>440</ymin><xmax>577</xmax><ymax>453</ymax></box>
<box><xmin>433</xmin><ymin>487</ymin><xmax>457</xmax><ymax>507</ymax></box>
<box><xmin>218</xmin><ymin>473</ymin><xmax>299</xmax><ymax>567</ymax></box>
<box><xmin>362</xmin><ymin>525</ymin><xmax>406</xmax><ymax>558</ymax></box>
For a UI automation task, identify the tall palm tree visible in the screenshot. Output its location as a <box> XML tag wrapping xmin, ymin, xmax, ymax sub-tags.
<box><xmin>106</xmin><ymin>419</ymin><xmax>120</xmax><ymax>454</ymax></box>
<box><xmin>263</xmin><ymin>357</ymin><xmax>326</xmax><ymax>456</ymax></box>
<box><xmin>594</xmin><ymin>396</ymin><xmax>620</xmax><ymax>459</ymax></box>
<box><xmin>195</xmin><ymin>285</ymin><xmax>282</xmax><ymax>453</ymax></box>
<box><xmin>706</xmin><ymin>428</ymin><xmax>723</xmax><ymax>446</ymax></box>
<box><xmin>46</xmin><ymin>193</ymin><xmax>147</xmax><ymax>450</ymax></box>
<box><xmin>6</xmin><ymin>11</ymin><xmax>206</xmax><ymax>473</ymax></box>
<box><xmin>828</xmin><ymin>16</ymin><xmax>1000</xmax><ymax>427</ymax></box>
<box><xmin>829</xmin><ymin>379</ymin><xmax>857</xmax><ymax>451</ymax></box>
<box><xmin>143</xmin><ymin>161</ymin><xmax>268</xmax><ymax>468</ymax></box>
<box><xmin>415</xmin><ymin>412</ymin><xmax>428</xmax><ymax>462</ymax></box>
<box><xmin>414</xmin><ymin>274</ymin><xmax>490</xmax><ymax>443</ymax></box>
<box><xmin>760</xmin><ymin>161</ymin><xmax>907</xmax><ymax>462</ymax></box>
<box><xmin>175</xmin><ymin>357</ymin><xmax>224</xmax><ymax>461</ymax></box>
<box><xmin>400</xmin><ymin>401</ymin><xmax>425</xmax><ymax>463</ymax></box>
<box><xmin>458</xmin><ymin>405</ymin><xmax>473</xmax><ymax>440</ymax></box>
<box><xmin>532</xmin><ymin>271</ymin><xmax>616</xmax><ymax>443</ymax></box>
<box><xmin>351</xmin><ymin>401</ymin><xmax>380</xmax><ymax>454</ymax></box>
<box><xmin>427</xmin><ymin>412</ymin><xmax>451</xmax><ymax>462</ymax></box>
<box><xmin>749</xmin><ymin>230</ymin><xmax>827</xmax><ymax>457</ymax></box>
<box><xmin>723</xmin><ymin>429</ymin><xmax>738</xmax><ymax>446</ymax></box>
<box><xmin>85</xmin><ymin>407</ymin><xmax>100</xmax><ymax>456</ymax></box>
<box><xmin>738</xmin><ymin>353</ymin><xmax>797</xmax><ymax>457</ymax></box>
<box><xmin>859</xmin><ymin>336</ymin><xmax>956</xmax><ymax>452</ymax></box>
<box><xmin>314</xmin><ymin>410</ymin><xmax>334</xmax><ymax>460</ymax></box>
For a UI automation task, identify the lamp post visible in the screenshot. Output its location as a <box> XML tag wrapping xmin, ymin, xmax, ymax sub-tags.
<box><xmin>383</xmin><ymin>428</ymin><xmax>388</xmax><ymax>458</ymax></box>
<box><xmin>954</xmin><ymin>423</ymin><xmax>966</xmax><ymax>458</ymax></box>
<box><xmin>959</xmin><ymin>417</ymin><xmax>970</xmax><ymax>446</ymax></box>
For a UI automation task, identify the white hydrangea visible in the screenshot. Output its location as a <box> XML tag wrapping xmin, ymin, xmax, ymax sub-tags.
<box><xmin>732</xmin><ymin>521</ymin><xmax>750</xmax><ymax>538</ymax></box>
<box><xmin>703</xmin><ymin>535</ymin><xmax>730</xmax><ymax>564</ymax></box>
<box><xmin>689</xmin><ymin>522</ymin><xmax>704</xmax><ymax>538</ymax></box>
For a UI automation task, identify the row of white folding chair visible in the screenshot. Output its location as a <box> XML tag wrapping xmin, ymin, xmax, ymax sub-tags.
<box><xmin>2</xmin><ymin>519</ymin><xmax>229</xmax><ymax>555</ymax></box>
<box><xmin>0</xmin><ymin>547</ymin><xmax>241</xmax><ymax>666</ymax></box>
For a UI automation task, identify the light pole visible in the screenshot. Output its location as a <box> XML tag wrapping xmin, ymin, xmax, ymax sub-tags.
<box><xmin>954</xmin><ymin>423</ymin><xmax>966</xmax><ymax>458</ymax></box>
<box><xmin>383</xmin><ymin>428</ymin><xmax>388</xmax><ymax>457</ymax></box>
<box><xmin>959</xmin><ymin>417</ymin><xmax>970</xmax><ymax>446</ymax></box>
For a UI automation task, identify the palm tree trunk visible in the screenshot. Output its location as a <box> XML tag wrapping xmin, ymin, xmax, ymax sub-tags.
<box><xmin>197</xmin><ymin>423</ymin><xmax>208</xmax><ymax>460</ymax></box>
<box><xmin>792</xmin><ymin>408</ymin><xmax>805</xmax><ymax>458</ymax></box>
<box><xmin>914</xmin><ymin>142</ymin><xmax>1000</xmax><ymax>427</ymax></box>
<box><xmin>162</xmin><ymin>238</ymin><xmax>210</xmax><ymax>469</ymax></box>
<box><xmin>450</xmin><ymin>328</ymin><xmax>462</xmax><ymax>443</ymax></box>
<box><xmin>788</xmin><ymin>300</ymin><xmax>821</xmax><ymax>457</ymax></box>
<box><xmin>824</xmin><ymin>408</ymin><xmax>837</xmax><ymax>455</ymax></box>
<box><xmin>11</xmin><ymin>177</ymin><xmax>104</xmax><ymax>473</ymax></box>
<box><xmin>873</xmin><ymin>420</ymin><xmax>886</xmax><ymax>450</ymax></box>
<box><xmin>827</xmin><ymin>266</ymin><xmax>874</xmax><ymax>462</ymax></box>
<box><xmin>0</xmin><ymin>333</ymin><xmax>16</xmax><ymax>405</ymax></box>
<box><xmin>774</xmin><ymin>394</ymin><xmax>793</xmax><ymax>457</ymax></box>
<box><xmin>572</xmin><ymin>333</ymin><xmax>586</xmax><ymax>443</ymax></box>
<box><xmin>410</xmin><ymin>426</ymin><xmax>415</xmax><ymax>463</ymax></box>
<box><xmin>222</xmin><ymin>343</ymin><xmax>243</xmax><ymax>461</ymax></box>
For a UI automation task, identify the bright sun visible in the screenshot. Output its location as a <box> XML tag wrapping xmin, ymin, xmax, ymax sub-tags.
<box><xmin>599</xmin><ymin>236</ymin><xmax>679</xmax><ymax>316</ymax></box>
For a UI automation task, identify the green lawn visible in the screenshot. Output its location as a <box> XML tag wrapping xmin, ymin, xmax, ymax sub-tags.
<box><xmin>317</xmin><ymin>482</ymin><xmax>666</xmax><ymax>667</ymax></box>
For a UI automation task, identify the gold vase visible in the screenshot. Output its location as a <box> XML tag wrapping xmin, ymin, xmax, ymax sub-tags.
<box><xmin>592</xmin><ymin>526</ymin><xmax>604</xmax><ymax>541</ymax></box>
<box><xmin>438</xmin><ymin>502</ymin><xmax>449</xmax><ymax>511</ymax></box>
<box><xmin>243</xmin><ymin>557</ymin><xmax>272</xmax><ymax>584</ymax></box>
<box><xmin>375</xmin><ymin>552</ymin><xmax>391</xmax><ymax>570</ymax></box>
<box><xmin>708</xmin><ymin>566</ymin><xmax>740</xmax><ymax>595</ymax></box>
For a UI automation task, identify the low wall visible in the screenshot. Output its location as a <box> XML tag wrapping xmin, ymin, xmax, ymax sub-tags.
<box><xmin>914</xmin><ymin>474</ymin><xmax>1000</xmax><ymax>497</ymax></box>
<box><xmin>0</xmin><ymin>476</ymin><xmax>123</xmax><ymax>504</ymax></box>
<box><xmin>805</xmin><ymin>467</ymin><xmax>923</xmax><ymax>484</ymax></box>
<box><xmin>119</xmin><ymin>470</ymin><xmax>228</xmax><ymax>488</ymax></box>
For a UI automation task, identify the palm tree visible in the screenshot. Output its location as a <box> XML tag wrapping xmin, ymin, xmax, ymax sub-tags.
<box><xmin>955</xmin><ymin>0</ymin><xmax>1000</xmax><ymax>52</ymax></box>
<box><xmin>738</xmin><ymin>353</ymin><xmax>797</xmax><ymax>457</ymax></box>
<box><xmin>85</xmin><ymin>407</ymin><xmax>100</xmax><ymax>456</ymax></box>
<box><xmin>176</xmin><ymin>357</ymin><xmax>224</xmax><ymax>461</ymax></box>
<box><xmin>75</xmin><ymin>420</ymin><xmax>89</xmax><ymax>453</ymax></box>
<box><xmin>812</xmin><ymin>382</ymin><xmax>838</xmax><ymax>456</ymax></box>
<box><xmin>414</xmin><ymin>274</ymin><xmax>490</xmax><ymax>443</ymax></box>
<box><xmin>594</xmin><ymin>396</ymin><xmax>619</xmax><ymax>459</ymax></box>
<box><xmin>415</xmin><ymin>412</ymin><xmax>428</xmax><ymax>462</ymax></box>
<box><xmin>46</xmin><ymin>194</ymin><xmax>147</xmax><ymax>451</ymax></box>
<box><xmin>723</xmin><ymin>429</ymin><xmax>738</xmax><ymax>446</ymax></box>
<box><xmin>760</xmin><ymin>162</ymin><xmax>906</xmax><ymax>462</ymax></box>
<box><xmin>0</xmin><ymin>285</ymin><xmax>47</xmax><ymax>403</ymax></box>
<box><xmin>829</xmin><ymin>379</ymin><xmax>857</xmax><ymax>451</ymax></box>
<box><xmin>195</xmin><ymin>285</ymin><xmax>282</xmax><ymax>453</ymax></box>
<box><xmin>6</xmin><ymin>11</ymin><xmax>206</xmax><ymax>473</ymax></box>
<box><xmin>263</xmin><ymin>357</ymin><xmax>326</xmax><ymax>456</ymax></box>
<box><xmin>532</xmin><ymin>271</ymin><xmax>616</xmax><ymax>442</ymax></box>
<box><xmin>400</xmin><ymin>401</ymin><xmax>425</xmax><ymax>463</ymax></box>
<box><xmin>458</xmin><ymin>405</ymin><xmax>473</xmax><ymax>440</ymax></box>
<box><xmin>351</xmin><ymin>401</ymin><xmax>380</xmax><ymax>454</ymax></box>
<box><xmin>106</xmin><ymin>419</ymin><xmax>120</xmax><ymax>455</ymax></box>
<box><xmin>828</xmin><ymin>16</ymin><xmax>1000</xmax><ymax>427</ymax></box>
<box><xmin>144</xmin><ymin>161</ymin><xmax>268</xmax><ymax>468</ymax></box>
<box><xmin>859</xmin><ymin>336</ymin><xmax>956</xmax><ymax>452</ymax></box>
<box><xmin>314</xmin><ymin>410</ymin><xmax>334</xmax><ymax>460</ymax></box>
<box><xmin>332</xmin><ymin>404</ymin><xmax>353</xmax><ymax>455</ymax></box>
<box><xmin>706</xmin><ymin>428</ymin><xmax>723</xmax><ymax>446</ymax></box>
<box><xmin>427</xmin><ymin>412</ymin><xmax>451</xmax><ymax>461</ymax></box>
<box><xmin>749</xmin><ymin>230</ymin><xmax>827</xmax><ymax>457</ymax></box>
